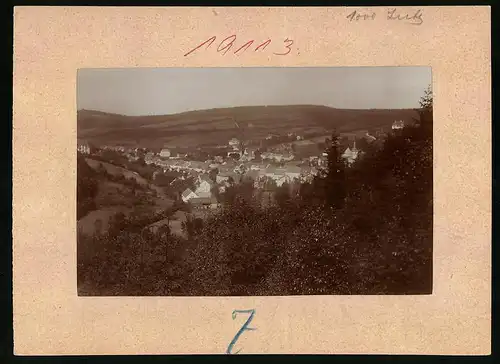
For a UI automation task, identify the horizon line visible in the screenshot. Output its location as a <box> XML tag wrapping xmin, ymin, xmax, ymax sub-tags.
<box><xmin>77</xmin><ymin>104</ymin><xmax>420</xmax><ymax>118</ymax></box>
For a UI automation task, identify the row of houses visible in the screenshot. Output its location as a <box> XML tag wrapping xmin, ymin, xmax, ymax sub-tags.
<box><xmin>181</xmin><ymin>164</ymin><xmax>320</xmax><ymax>208</ymax></box>
<box><xmin>260</xmin><ymin>152</ymin><xmax>294</xmax><ymax>162</ymax></box>
<box><xmin>265</xmin><ymin>133</ymin><xmax>304</xmax><ymax>141</ymax></box>
<box><xmin>77</xmin><ymin>142</ymin><xmax>148</xmax><ymax>157</ymax></box>
<box><xmin>77</xmin><ymin>142</ymin><xmax>91</xmax><ymax>155</ymax></box>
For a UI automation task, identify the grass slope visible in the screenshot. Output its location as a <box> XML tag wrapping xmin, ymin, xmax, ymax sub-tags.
<box><xmin>78</xmin><ymin>158</ymin><xmax>175</xmax><ymax>234</ymax></box>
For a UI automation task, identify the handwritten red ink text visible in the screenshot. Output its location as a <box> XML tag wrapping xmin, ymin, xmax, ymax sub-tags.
<box><xmin>184</xmin><ymin>35</ymin><xmax>296</xmax><ymax>57</ymax></box>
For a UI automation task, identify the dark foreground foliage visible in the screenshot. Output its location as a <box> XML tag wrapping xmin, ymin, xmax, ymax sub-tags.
<box><xmin>77</xmin><ymin>91</ymin><xmax>433</xmax><ymax>296</ymax></box>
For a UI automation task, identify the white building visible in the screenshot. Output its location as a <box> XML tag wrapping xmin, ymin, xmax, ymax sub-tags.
<box><xmin>261</xmin><ymin>152</ymin><xmax>294</xmax><ymax>162</ymax></box>
<box><xmin>194</xmin><ymin>175</ymin><xmax>214</xmax><ymax>198</ymax></box>
<box><xmin>365</xmin><ymin>132</ymin><xmax>377</xmax><ymax>142</ymax></box>
<box><xmin>144</xmin><ymin>152</ymin><xmax>155</xmax><ymax>164</ymax></box>
<box><xmin>273</xmin><ymin>174</ymin><xmax>288</xmax><ymax>187</ymax></box>
<box><xmin>243</xmin><ymin>147</ymin><xmax>256</xmax><ymax>160</ymax></box>
<box><xmin>229</xmin><ymin>138</ymin><xmax>240</xmax><ymax>149</ymax></box>
<box><xmin>341</xmin><ymin>141</ymin><xmax>359</xmax><ymax>166</ymax></box>
<box><xmin>216</xmin><ymin>175</ymin><xmax>230</xmax><ymax>184</ymax></box>
<box><xmin>265</xmin><ymin>134</ymin><xmax>279</xmax><ymax>140</ymax></box>
<box><xmin>392</xmin><ymin>120</ymin><xmax>405</xmax><ymax>130</ymax></box>
<box><xmin>77</xmin><ymin>142</ymin><xmax>90</xmax><ymax>155</ymax></box>
<box><xmin>260</xmin><ymin>168</ymin><xmax>289</xmax><ymax>187</ymax></box>
<box><xmin>181</xmin><ymin>188</ymin><xmax>197</xmax><ymax>202</ymax></box>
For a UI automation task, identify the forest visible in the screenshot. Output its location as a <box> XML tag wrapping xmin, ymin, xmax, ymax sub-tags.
<box><xmin>77</xmin><ymin>90</ymin><xmax>433</xmax><ymax>296</ymax></box>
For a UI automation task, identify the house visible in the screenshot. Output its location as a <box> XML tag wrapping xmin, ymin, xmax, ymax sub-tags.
<box><xmin>175</xmin><ymin>161</ymin><xmax>191</xmax><ymax>172</ymax></box>
<box><xmin>216</xmin><ymin>174</ymin><xmax>229</xmax><ymax>184</ymax></box>
<box><xmin>233</xmin><ymin>163</ymin><xmax>248</xmax><ymax>174</ymax></box>
<box><xmin>341</xmin><ymin>141</ymin><xmax>359</xmax><ymax>166</ymax></box>
<box><xmin>77</xmin><ymin>141</ymin><xmax>91</xmax><ymax>155</ymax></box>
<box><xmin>242</xmin><ymin>147</ymin><xmax>257</xmax><ymax>161</ymax></box>
<box><xmin>227</xmin><ymin>150</ymin><xmax>242</xmax><ymax>159</ymax></box>
<box><xmin>144</xmin><ymin>152</ymin><xmax>156</xmax><ymax>164</ymax></box>
<box><xmin>110</xmin><ymin>145</ymin><xmax>125</xmax><ymax>152</ymax></box>
<box><xmin>273</xmin><ymin>174</ymin><xmax>288</xmax><ymax>187</ymax></box>
<box><xmin>265</xmin><ymin>133</ymin><xmax>279</xmax><ymax>140</ymax></box>
<box><xmin>300</xmin><ymin>167</ymin><xmax>319</xmax><ymax>182</ymax></box>
<box><xmin>219</xmin><ymin>161</ymin><xmax>236</xmax><ymax>173</ymax></box>
<box><xmin>229</xmin><ymin>138</ymin><xmax>240</xmax><ymax>149</ymax></box>
<box><xmin>365</xmin><ymin>132</ymin><xmax>377</xmax><ymax>142</ymax></box>
<box><xmin>260</xmin><ymin>167</ymin><xmax>289</xmax><ymax>187</ymax></box>
<box><xmin>194</xmin><ymin>174</ymin><xmax>215</xmax><ymax>198</ymax></box>
<box><xmin>250</xmin><ymin>163</ymin><xmax>266</xmax><ymax>171</ymax></box>
<box><xmin>197</xmin><ymin>173</ymin><xmax>215</xmax><ymax>185</ymax></box>
<box><xmin>181</xmin><ymin>188</ymin><xmax>198</xmax><ymax>203</ymax></box>
<box><xmin>216</xmin><ymin>172</ymin><xmax>236</xmax><ymax>184</ymax></box>
<box><xmin>392</xmin><ymin>120</ymin><xmax>405</xmax><ymax>130</ymax></box>
<box><xmin>159</xmin><ymin>148</ymin><xmax>171</xmax><ymax>158</ymax></box>
<box><xmin>169</xmin><ymin>176</ymin><xmax>185</xmax><ymax>186</ymax></box>
<box><xmin>260</xmin><ymin>152</ymin><xmax>293</xmax><ymax>162</ymax></box>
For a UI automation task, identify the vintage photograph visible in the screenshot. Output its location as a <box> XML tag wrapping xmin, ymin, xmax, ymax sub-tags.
<box><xmin>77</xmin><ymin>67</ymin><xmax>433</xmax><ymax>296</ymax></box>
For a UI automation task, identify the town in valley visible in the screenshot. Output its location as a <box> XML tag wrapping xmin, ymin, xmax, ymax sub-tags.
<box><xmin>77</xmin><ymin>67</ymin><xmax>433</xmax><ymax>297</ymax></box>
<box><xmin>78</xmin><ymin>119</ymin><xmax>405</xmax><ymax>213</ymax></box>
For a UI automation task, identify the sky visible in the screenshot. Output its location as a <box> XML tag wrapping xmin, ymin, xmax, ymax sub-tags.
<box><xmin>77</xmin><ymin>67</ymin><xmax>431</xmax><ymax>116</ymax></box>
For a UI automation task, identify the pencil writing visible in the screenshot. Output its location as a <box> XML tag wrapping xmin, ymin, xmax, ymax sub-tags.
<box><xmin>387</xmin><ymin>8</ymin><xmax>424</xmax><ymax>25</ymax></box>
<box><xmin>345</xmin><ymin>8</ymin><xmax>424</xmax><ymax>25</ymax></box>
<box><xmin>346</xmin><ymin>10</ymin><xmax>376</xmax><ymax>21</ymax></box>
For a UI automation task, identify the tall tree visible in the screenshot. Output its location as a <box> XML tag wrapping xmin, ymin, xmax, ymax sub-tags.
<box><xmin>323</xmin><ymin>131</ymin><xmax>347</xmax><ymax>210</ymax></box>
<box><xmin>417</xmin><ymin>84</ymin><xmax>433</xmax><ymax>134</ymax></box>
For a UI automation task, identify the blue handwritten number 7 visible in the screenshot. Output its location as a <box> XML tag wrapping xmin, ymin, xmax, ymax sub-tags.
<box><xmin>226</xmin><ymin>309</ymin><xmax>256</xmax><ymax>354</ymax></box>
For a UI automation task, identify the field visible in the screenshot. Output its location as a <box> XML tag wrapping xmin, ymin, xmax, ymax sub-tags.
<box><xmin>77</xmin><ymin>206</ymin><xmax>133</xmax><ymax>235</ymax></box>
<box><xmin>77</xmin><ymin>105</ymin><xmax>419</xmax><ymax>148</ymax></box>
<box><xmin>85</xmin><ymin>158</ymin><xmax>149</xmax><ymax>185</ymax></box>
<box><xmin>78</xmin><ymin>157</ymin><xmax>175</xmax><ymax>235</ymax></box>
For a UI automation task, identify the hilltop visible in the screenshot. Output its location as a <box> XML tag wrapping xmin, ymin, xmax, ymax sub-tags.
<box><xmin>77</xmin><ymin>105</ymin><xmax>419</xmax><ymax>148</ymax></box>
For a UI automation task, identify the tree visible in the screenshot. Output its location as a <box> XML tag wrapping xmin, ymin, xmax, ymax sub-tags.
<box><xmin>416</xmin><ymin>84</ymin><xmax>433</xmax><ymax>134</ymax></box>
<box><xmin>182</xmin><ymin>215</ymin><xmax>204</xmax><ymax>239</ymax></box>
<box><xmin>323</xmin><ymin>131</ymin><xmax>347</xmax><ymax>210</ymax></box>
<box><xmin>209</xmin><ymin>168</ymin><xmax>218</xmax><ymax>183</ymax></box>
<box><xmin>356</xmin><ymin>137</ymin><xmax>369</xmax><ymax>151</ymax></box>
<box><xmin>77</xmin><ymin>154</ymin><xmax>99</xmax><ymax>220</ymax></box>
<box><xmin>94</xmin><ymin>219</ymin><xmax>103</xmax><ymax>235</ymax></box>
<box><xmin>275</xmin><ymin>182</ymin><xmax>291</xmax><ymax>208</ymax></box>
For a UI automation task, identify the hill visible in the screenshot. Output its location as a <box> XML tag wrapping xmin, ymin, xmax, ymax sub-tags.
<box><xmin>77</xmin><ymin>154</ymin><xmax>175</xmax><ymax>235</ymax></box>
<box><xmin>77</xmin><ymin>105</ymin><xmax>419</xmax><ymax>148</ymax></box>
